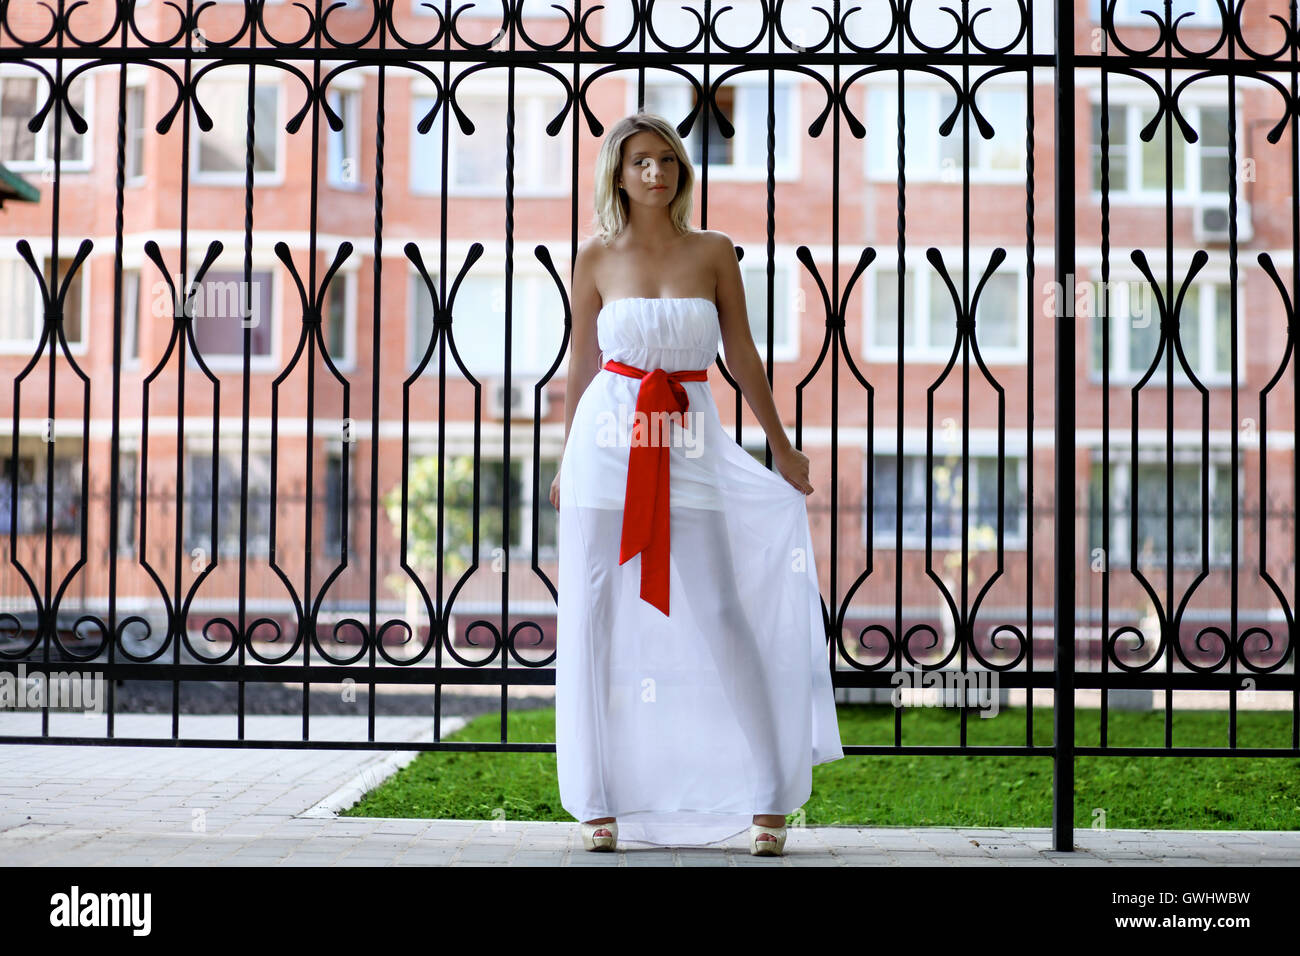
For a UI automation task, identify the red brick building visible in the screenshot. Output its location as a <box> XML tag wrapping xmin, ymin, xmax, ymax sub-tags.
<box><xmin>0</xmin><ymin>0</ymin><xmax>1292</xmax><ymax>671</ymax></box>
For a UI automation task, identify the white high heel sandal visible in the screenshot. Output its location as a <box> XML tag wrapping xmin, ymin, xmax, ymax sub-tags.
<box><xmin>750</xmin><ymin>823</ymin><xmax>788</xmax><ymax>856</ymax></box>
<box><xmin>581</xmin><ymin>820</ymin><xmax>618</xmax><ymax>851</ymax></box>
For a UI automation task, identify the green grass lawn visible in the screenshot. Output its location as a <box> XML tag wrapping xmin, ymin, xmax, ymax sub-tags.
<box><xmin>341</xmin><ymin>704</ymin><xmax>1300</xmax><ymax>830</ymax></box>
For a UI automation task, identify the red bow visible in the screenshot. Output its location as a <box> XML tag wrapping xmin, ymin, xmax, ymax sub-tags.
<box><xmin>602</xmin><ymin>358</ymin><xmax>710</xmax><ymax>616</ymax></box>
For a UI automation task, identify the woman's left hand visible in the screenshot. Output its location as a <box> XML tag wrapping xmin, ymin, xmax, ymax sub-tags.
<box><xmin>773</xmin><ymin>444</ymin><xmax>814</xmax><ymax>496</ymax></box>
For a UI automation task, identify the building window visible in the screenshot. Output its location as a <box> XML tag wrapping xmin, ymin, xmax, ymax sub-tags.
<box><xmin>738</xmin><ymin>260</ymin><xmax>796</xmax><ymax>361</ymax></box>
<box><xmin>866</xmin><ymin>261</ymin><xmax>1023</xmax><ymax>362</ymax></box>
<box><xmin>1088</xmin><ymin>456</ymin><xmax>1237</xmax><ymax>567</ymax></box>
<box><xmin>410</xmin><ymin>91</ymin><xmax>568</xmax><ymax>195</ymax></box>
<box><xmin>870</xmin><ymin>452</ymin><xmax>1025</xmax><ymax>550</ymax></box>
<box><xmin>408</xmin><ymin>270</ymin><xmax>565</xmax><ymax>378</ymax></box>
<box><xmin>0</xmin><ymin>452</ymin><xmax>81</xmax><ymax>536</ymax></box>
<box><xmin>1089</xmin><ymin>102</ymin><xmax>1231</xmax><ymax>198</ymax></box>
<box><xmin>125</xmin><ymin>85</ymin><xmax>146</xmax><ymax>181</ymax></box>
<box><xmin>0</xmin><ymin>454</ymin><xmax>34</xmax><ymax>534</ymax></box>
<box><xmin>0</xmin><ymin>256</ymin><xmax>86</xmax><ymax>351</ymax></box>
<box><xmin>1197</xmin><ymin>106</ymin><xmax>1231</xmax><ymax>194</ymax></box>
<box><xmin>0</xmin><ymin>71</ymin><xmax>89</xmax><ymax>169</ymax></box>
<box><xmin>410</xmin><ymin>272</ymin><xmax>435</xmax><ymax>371</ymax></box>
<box><xmin>324</xmin><ymin>269</ymin><xmax>353</xmax><ymax>367</ymax></box>
<box><xmin>188</xmin><ymin>268</ymin><xmax>274</xmax><ymax>361</ymax></box>
<box><xmin>193</xmin><ymin>76</ymin><xmax>279</xmax><ymax>180</ymax></box>
<box><xmin>411</xmin><ymin>0</ymin><xmax>563</xmax><ymax>15</ymax></box>
<box><xmin>323</xmin><ymin>447</ymin><xmax>352</xmax><ymax>557</ymax></box>
<box><xmin>185</xmin><ymin>450</ymin><xmax>273</xmax><ymax>559</ymax></box>
<box><xmin>326</xmin><ymin>86</ymin><xmax>361</xmax><ymax>187</ymax></box>
<box><xmin>642</xmin><ymin>80</ymin><xmax>796</xmax><ymax>178</ymax></box>
<box><xmin>115</xmin><ymin>450</ymin><xmax>138</xmax><ymax>555</ymax></box>
<box><xmin>1087</xmin><ymin>277</ymin><xmax>1236</xmax><ymax>383</ymax></box>
<box><xmin>866</xmin><ymin>84</ymin><xmax>1025</xmax><ymax>181</ymax></box>
<box><xmin>119</xmin><ymin>267</ymin><xmax>141</xmax><ymax>363</ymax></box>
<box><xmin>1089</xmin><ymin>0</ymin><xmax>1217</xmax><ymax>25</ymax></box>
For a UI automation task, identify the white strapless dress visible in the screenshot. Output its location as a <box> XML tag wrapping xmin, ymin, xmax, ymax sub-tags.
<box><xmin>555</xmin><ymin>296</ymin><xmax>844</xmax><ymax>848</ymax></box>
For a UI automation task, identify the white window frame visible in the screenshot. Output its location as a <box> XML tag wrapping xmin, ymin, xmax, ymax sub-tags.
<box><xmin>1088</xmin><ymin>447</ymin><xmax>1241</xmax><ymax>569</ymax></box>
<box><xmin>326</xmin><ymin>80</ymin><xmax>363</xmax><ymax>190</ymax></box>
<box><xmin>0</xmin><ymin>64</ymin><xmax>93</xmax><ymax>173</ymax></box>
<box><xmin>738</xmin><ymin>255</ymin><xmax>798</xmax><ymax>364</ymax></box>
<box><xmin>864</xmin><ymin>79</ymin><xmax>1027</xmax><ymax>184</ymax></box>
<box><xmin>1089</xmin><ymin>0</ymin><xmax>1220</xmax><ymax>26</ymax></box>
<box><xmin>1087</xmin><ymin>94</ymin><xmax>1241</xmax><ymax>203</ymax></box>
<box><xmin>189</xmin><ymin>74</ymin><xmax>284</xmax><ymax>186</ymax></box>
<box><xmin>0</xmin><ymin>251</ymin><xmax>90</xmax><ymax>355</ymax></box>
<box><xmin>406</xmin><ymin>259</ymin><xmax>565</xmax><ymax>379</ymax></box>
<box><xmin>179</xmin><ymin>259</ymin><xmax>281</xmax><ymax>372</ymax></box>
<box><xmin>119</xmin><ymin>266</ymin><xmax>141</xmax><ymax>369</ymax></box>
<box><xmin>324</xmin><ymin>265</ymin><xmax>357</xmax><ymax>372</ymax></box>
<box><xmin>409</xmin><ymin>79</ymin><xmax>570</xmax><ymax>197</ymax></box>
<box><xmin>125</xmin><ymin>81</ymin><xmax>146</xmax><ymax>184</ymax></box>
<box><xmin>862</xmin><ymin>251</ymin><xmax>1028</xmax><ymax>365</ymax></box>
<box><xmin>411</xmin><ymin>0</ymin><xmax>565</xmax><ymax>17</ymax></box>
<box><xmin>1085</xmin><ymin>270</ymin><xmax>1245</xmax><ymax>386</ymax></box>
<box><xmin>637</xmin><ymin>75</ymin><xmax>802</xmax><ymax>182</ymax></box>
<box><xmin>867</xmin><ymin>446</ymin><xmax>1029</xmax><ymax>552</ymax></box>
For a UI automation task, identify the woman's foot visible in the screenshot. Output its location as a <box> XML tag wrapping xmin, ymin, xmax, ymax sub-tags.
<box><xmin>752</xmin><ymin>813</ymin><xmax>785</xmax><ymax>845</ymax></box>
<box><xmin>581</xmin><ymin>816</ymin><xmax>618</xmax><ymax>851</ymax></box>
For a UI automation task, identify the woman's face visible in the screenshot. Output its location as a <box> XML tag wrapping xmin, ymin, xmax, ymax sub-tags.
<box><xmin>617</xmin><ymin>130</ymin><xmax>679</xmax><ymax>208</ymax></box>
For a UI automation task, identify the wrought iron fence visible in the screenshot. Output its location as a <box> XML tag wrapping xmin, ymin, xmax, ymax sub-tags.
<box><xmin>0</xmin><ymin>0</ymin><xmax>1296</xmax><ymax>851</ymax></box>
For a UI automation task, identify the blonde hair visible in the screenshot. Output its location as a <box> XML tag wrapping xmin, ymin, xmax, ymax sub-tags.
<box><xmin>590</xmin><ymin>111</ymin><xmax>698</xmax><ymax>245</ymax></box>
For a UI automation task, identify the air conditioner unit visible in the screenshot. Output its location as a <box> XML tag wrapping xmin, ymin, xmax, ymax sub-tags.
<box><xmin>487</xmin><ymin>377</ymin><xmax>547</xmax><ymax>420</ymax></box>
<box><xmin>1194</xmin><ymin>199</ymin><xmax>1251</xmax><ymax>244</ymax></box>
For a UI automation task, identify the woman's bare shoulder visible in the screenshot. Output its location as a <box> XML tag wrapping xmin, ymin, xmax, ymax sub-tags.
<box><xmin>694</xmin><ymin>228</ymin><xmax>735</xmax><ymax>262</ymax></box>
<box><xmin>693</xmin><ymin>230</ymin><xmax>735</xmax><ymax>283</ymax></box>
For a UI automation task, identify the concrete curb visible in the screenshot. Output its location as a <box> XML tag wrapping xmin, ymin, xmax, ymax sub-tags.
<box><xmin>297</xmin><ymin>716</ymin><xmax>469</xmax><ymax>818</ymax></box>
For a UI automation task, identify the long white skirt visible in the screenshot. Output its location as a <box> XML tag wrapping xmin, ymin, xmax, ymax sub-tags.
<box><xmin>555</xmin><ymin>358</ymin><xmax>844</xmax><ymax>848</ymax></box>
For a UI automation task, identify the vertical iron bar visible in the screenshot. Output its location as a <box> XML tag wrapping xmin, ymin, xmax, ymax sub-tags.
<box><xmin>1052</xmin><ymin>0</ymin><xmax>1076</xmax><ymax>853</ymax></box>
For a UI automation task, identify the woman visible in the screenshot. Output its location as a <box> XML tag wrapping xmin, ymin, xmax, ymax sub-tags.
<box><xmin>550</xmin><ymin>111</ymin><xmax>843</xmax><ymax>856</ymax></box>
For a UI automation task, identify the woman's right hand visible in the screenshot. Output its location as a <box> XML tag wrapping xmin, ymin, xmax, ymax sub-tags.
<box><xmin>549</xmin><ymin>468</ymin><xmax>561</xmax><ymax>511</ymax></box>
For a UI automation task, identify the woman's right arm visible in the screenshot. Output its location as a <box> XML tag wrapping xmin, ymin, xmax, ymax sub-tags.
<box><xmin>552</xmin><ymin>239</ymin><xmax>603</xmax><ymax>509</ymax></box>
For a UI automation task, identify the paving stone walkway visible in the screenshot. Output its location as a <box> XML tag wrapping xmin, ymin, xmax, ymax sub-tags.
<box><xmin>2</xmin><ymin>714</ymin><xmax>1296</xmax><ymax>866</ymax></box>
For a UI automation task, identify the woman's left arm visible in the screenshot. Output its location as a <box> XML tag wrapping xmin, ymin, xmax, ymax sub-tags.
<box><xmin>710</xmin><ymin>233</ymin><xmax>814</xmax><ymax>496</ymax></box>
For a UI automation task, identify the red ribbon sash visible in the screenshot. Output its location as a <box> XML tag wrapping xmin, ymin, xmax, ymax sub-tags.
<box><xmin>602</xmin><ymin>358</ymin><xmax>710</xmax><ymax>616</ymax></box>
